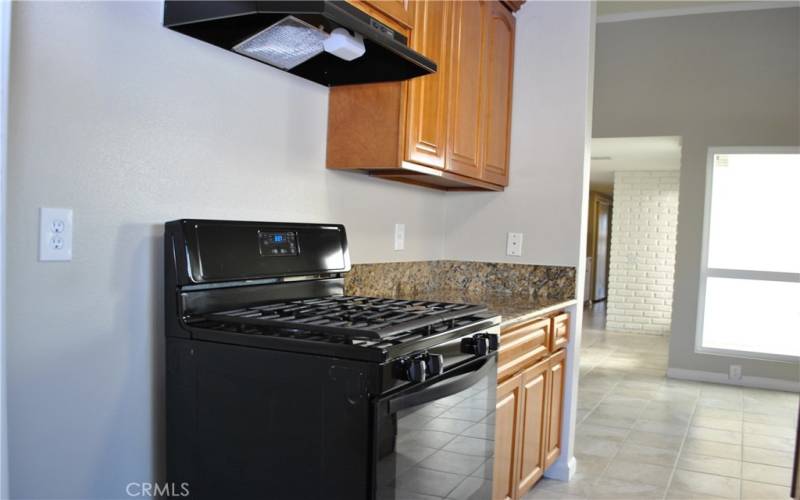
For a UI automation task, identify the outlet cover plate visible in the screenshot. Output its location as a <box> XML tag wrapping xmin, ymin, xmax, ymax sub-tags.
<box><xmin>40</xmin><ymin>207</ymin><xmax>73</xmax><ymax>261</ymax></box>
<box><xmin>394</xmin><ymin>223</ymin><xmax>405</xmax><ymax>251</ymax></box>
<box><xmin>507</xmin><ymin>232</ymin><xmax>523</xmax><ymax>256</ymax></box>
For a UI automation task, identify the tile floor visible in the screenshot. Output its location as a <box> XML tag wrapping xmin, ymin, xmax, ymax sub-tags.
<box><xmin>526</xmin><ymin>304</ymin><xmax>799</xmax><ymax>500</ymax></box>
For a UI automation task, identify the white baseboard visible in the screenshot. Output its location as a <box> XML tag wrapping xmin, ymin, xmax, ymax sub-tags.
<box><xmin>667</xmin><ymin>367</ymin><xmax>800</xmax><ymax>393</ymax></box>
<box><xmin>544</xmin><ymin>455</ymin><xmax>576</xmax><ymax>481</ymax></box>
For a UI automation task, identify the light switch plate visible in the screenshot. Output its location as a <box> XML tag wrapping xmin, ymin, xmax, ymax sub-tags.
<box><xmin>40</xmin><ymin>207</ymin><xmax>73</xmax><ymax>261</ymax></box>
<box><xmin>506</xmin><ymin>232</ymin><xmax>523</xmax><ymax>256</ymax></box>
<box><xmin>394</xmin><ymin>223</ymin><xmax>405</xmax><ymax>251</ymax></box>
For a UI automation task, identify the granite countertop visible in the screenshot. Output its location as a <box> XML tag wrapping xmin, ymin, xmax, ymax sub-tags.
<box><xmin>366</xmin><ymin>288</ymin><xmax>577</xmax><ymax>328</ymax></box>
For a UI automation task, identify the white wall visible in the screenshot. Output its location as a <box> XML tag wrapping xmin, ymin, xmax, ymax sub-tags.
<box><xmin>593</xmin><ymin>7</ymin><xmax>800</xmax><ymax>382</ymax></box>
<box><xmin>606</xmin><ymin>171</ymin><xmax>679</xmax><ymax>334</ymax></box>
<box><xmin>0</xmin><ymin>1</ymin><xmax>9</xmax><ymax>498</ymax></box>
<box><xmin>6</xmin><ymin>2</ymin><xmax>446</xmax><ymax>498</ymax></box>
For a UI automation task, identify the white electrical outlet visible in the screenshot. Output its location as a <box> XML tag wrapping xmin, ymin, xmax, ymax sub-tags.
<box><xmin>394</xmin><ymin>223</ymin><xmax>405</xmax><ymax>251</ymax></box>
<box><xmin>729</xmin><ymin>364</ymin><xmax>742</xmax><ymax>381</ymax></box>
<box><xmin>506</xmin><ymin>232</ymin><xmax>523</xmax><ymax>256</ymax></box>
<box><xmin>40</xmin><ymin>207</ymin><xmax>73</xmax><ymax>261</ymax></box>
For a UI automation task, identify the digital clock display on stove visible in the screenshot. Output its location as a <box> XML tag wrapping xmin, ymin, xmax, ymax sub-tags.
<box><xmin>258</xmin><ymin>230</ymin><xmax>298</xmax><ymax>257</ymax></box>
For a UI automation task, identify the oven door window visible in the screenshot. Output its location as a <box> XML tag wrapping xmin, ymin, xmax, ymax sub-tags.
<box><xmin>374</xmin><ymin>356</ymin><xmax>497</xmax><ymax>500</ymax></box>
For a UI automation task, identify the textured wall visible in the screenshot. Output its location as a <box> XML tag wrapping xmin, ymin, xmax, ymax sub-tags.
<box><xmin>606</xmin><ymin>171</ymin><xmax>679</xmax><ymax>334</ymax></box>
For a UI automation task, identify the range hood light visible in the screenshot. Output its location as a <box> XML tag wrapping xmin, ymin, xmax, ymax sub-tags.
<box><xmin>233</xmin><ymin>16</ymin><xmax>327</xmax><ymax>70</ymax></box>
<box><xmin>323</xmin><ymin>28</ymin><xmax>366</xmax><ymax>62</ymax></box>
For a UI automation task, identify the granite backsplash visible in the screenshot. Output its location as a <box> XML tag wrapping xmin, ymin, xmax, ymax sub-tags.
<box><xmin>344</xmin><ymin>260</ymin><xmax>576</xmax><ymax>303</ymax></box>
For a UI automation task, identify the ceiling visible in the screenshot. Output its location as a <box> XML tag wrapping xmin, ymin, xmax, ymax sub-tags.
<box><xmin>590</xmin><ymin>136</ymin><xmax>682</xmax><ymax>194</ymax></box>
<box><xmin>595</xmin><ymin>1</ymin><xmax>798</xmax><ymax>20</ymax></box>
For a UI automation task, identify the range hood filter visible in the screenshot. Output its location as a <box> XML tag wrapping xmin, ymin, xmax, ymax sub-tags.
<box><xmin>233</xmin><ymin>16</ymin><xmax>327</xmax><ymax>70</ymax></box>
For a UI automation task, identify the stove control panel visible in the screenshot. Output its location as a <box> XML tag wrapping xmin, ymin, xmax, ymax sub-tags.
<box><xmin>258</xmin><ymin>230</ymin><xmax>298</xmax><ymax>257</ymax></box>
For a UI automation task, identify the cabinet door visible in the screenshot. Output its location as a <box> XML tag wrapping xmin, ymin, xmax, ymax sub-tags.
<box><xmin>405</xmin><ymin>1</ymin><xmax>451</xmax><ymax>169</ymax></box>
<box><xmin>480</xmin><ymin>1</ymin><xmax>515</xmax><ymax>186</ymax></box>
<box><xmin>516</xmin><ymin>358</ymin><xmax>549</xmax><ymax>497</ymax></box>
<box><xmin>550</xmin><ymin>313</ymin><xmax>570</xmax><ymax>352</ymax></box>
<box><xmin>363</xmin><ymin>0</ymin><xmax>413</xmax><ymax>28</ymax></box>
<box><xmin>545</xmin><ymin>350</ymin><xmax>567</xmax><ymax>468</ymax></box>
<box><xmin>493</xmin><ymin>372</ymin><xmax>522</xmax><ymax>500</ymax></box>
<box><xmin>445</xmin><ymin>0</ymin><xmax>486</xmax><ymax>178</ymax></box>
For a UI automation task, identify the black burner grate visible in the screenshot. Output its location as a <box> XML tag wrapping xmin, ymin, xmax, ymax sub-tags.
<box><xmin>201</xmin><ymin>295</ymin><xmax>487</xmax><ymax>340</ymax></box>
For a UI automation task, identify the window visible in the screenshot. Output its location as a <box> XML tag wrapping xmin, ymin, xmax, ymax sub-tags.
<box><xmin>697</xmin><ymin>149</ymin><xmax>800</xmax><ymax>359</ymax></box>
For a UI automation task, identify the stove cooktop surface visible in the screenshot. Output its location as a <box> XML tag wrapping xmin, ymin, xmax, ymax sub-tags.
<box><xmin>198</xmin><ymin>295</ymin><xmax>488</xmax><ymax>342</ymax></box>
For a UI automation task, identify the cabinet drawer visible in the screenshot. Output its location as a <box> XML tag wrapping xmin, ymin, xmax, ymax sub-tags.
<box><xmin>498</xmin><ymin>318</ymin><xmax>549</xmax><ymax>382</ymax></box>
<box><xmin>550</xmin><ymin>312</ymin><xmax>569</xmax><ymax>352</ymax></box>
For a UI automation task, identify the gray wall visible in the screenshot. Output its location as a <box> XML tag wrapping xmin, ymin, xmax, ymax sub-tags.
<box><xmin>6</xmin><ymin>2</ymin><xmax>446</xmax><ymax>498</ymax></box>
<box><xmin>593</xmin><ymin>7</ymin><xmax>800</xmax><ymax>382</ymax></box>
<box><xmin>5</xmin><ymin>1</ymin><xmax>595</xmax><ymax>498</ymax></box>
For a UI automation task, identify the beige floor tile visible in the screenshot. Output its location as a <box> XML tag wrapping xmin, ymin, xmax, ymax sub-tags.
<box><xmin>681</xmin><ymin>438</ymin><xmax>742</xmax><ymax>460</ymax></box>
<box><xmin>576</xmin><ymin>424</ymin><xmax>630</xmax><ymax>443</ymax></box>
<box><xmin>633</xmin><ymin>419</ymin><xmax>688</xmax><ymax>437</ymax></box>
<box><xmin>602</xmin><ymin>459</ymin><xmax>673</xmax><ymax>487</ymax></box>
<box><xmin>582</xmin><ymin>412</ymin><xmax>638</xmax><ymax>430</ymax></box>
<box><xmin>742</xmin><ymin>433</ymin><xmax>795</xmax><ymax>452</ymax></box>
<box><xmin>677</xmin><ymin>451</ymin><xmax>741</xmax><ymax>478</ymax></box>
<box><xmin>743</xmin><ymin>446</ymin><xmax>795</xmax><ymax>468</ymax></box>
<box><xmin>574</xmin><ymin>438</ymin><xmax>622</xmax><ymax>459</ymax></box>
<box><xmin>616</xmin><ymin>441</ymin><xmax>679</xmax><ymax>467</ymax></box>
<box><xmin>740</xmin><ymin>480</ymin><xmax>792</xmax><ymax>500</ymax></box>
<box><xmin>693</xmin><ymin>407</ymin><xmax>743</xmax><ymax>422</ymax></box>
<box><xmin>668</xmin><ymin>469</ymin><xmax>740</xmax><ymax>499</ymax></box>
<box><xmin>696</xmin><ymin>397</ymin><xmax>744</xmax><ymax>411</ymax></box>
<box><xmin>743</xmin><ymin>421</ymin><xmax>796</xmax><ymax>439</ymax></box>
<box><xmin>691</xmin><ymin>415</ymin><xmax>742</xmax><ymax>432</ymax></box>
<box><xmin>528</xmin><ymin>476</ymin><xmax>595</xmax><ymax>499</ymax></box>
<box><xmin>626</xmin><ymin>430</ymin><xmax>684</xmax><ymax>451</ymax></box>
<box><xmin>588</xmin><ymin>477</ymin><xmax>666</xmax><ymax>499</ymax></box>
<box><xmin>743</xmin><ymin>411</ymin><xmax>797</xmax><ymax>427</ymax></box>
<box><xmin>573</xmin><ymin>455</ymin><xmax>613</xmax><ymax>479</ymax></box>
<box><xmin>665</xmin><ymin>487</ymin><xmax>729</xmax><ymax>499</ymax></box>
<box><xmin>687</xmin><ymin>426</ymin><xmax>742</xmax><ymax>445</ymax></box>
<box><xmin>741</xmin><ymin>462</ymin><xmax>793</xmax><ymax>487</ymax></box>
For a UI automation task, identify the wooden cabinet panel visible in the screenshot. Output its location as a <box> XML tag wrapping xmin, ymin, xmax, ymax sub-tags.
<box><xmin>347</xmin><ymin>0</ymin><xmax>413</xmax><ymax>30</ymax></box>
<box><xmin>516</xmin><ymin>358</ymin><xmax>549</xmax><ymax>496</ymax></box>
<box><xmin>480</xmin><ymin>1</ymin><xmax>515</xmax><ymax>186</ymax></box>
<box><xmin>405</xmin><ymin>1</ymin><xmax>451</xmax><ymax>169</ymax></box>
<box><xmin>445</xmin><ymin>0</ymin><xmax>486</xmax><ymax>178</ymax></box>
<box><xmin>545</xmin><ymin>350</ymin><xmax>566</xmax><ymax>468</ymax></box>
<box><xmin>550</xmin><ymin>313</ymin><xmax>570</xmax><ymax>352</ymax></box>
<box><xmin>498</xmin><ymin>318</ymin><xmax>549</xmax><ymax>382</ymax></box>
<box><xmin>493</xmin><ymin>372</ymin><xmax>523</xmax><ymax>500</ymax></box>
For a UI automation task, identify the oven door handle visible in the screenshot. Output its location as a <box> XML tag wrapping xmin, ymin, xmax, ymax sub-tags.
<box><xmin>387</xmin><ymin>355</ymin><xmax>496</xmax><ymax>414</ymax></box>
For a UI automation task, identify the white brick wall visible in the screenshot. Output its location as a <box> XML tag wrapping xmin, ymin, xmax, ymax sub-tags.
<box><xmin>606</xmin><ymin>171</ymin><xmax>680</xmax><ymax>335</ymax></box>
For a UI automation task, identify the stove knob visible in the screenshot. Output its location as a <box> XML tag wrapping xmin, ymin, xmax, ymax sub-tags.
<box><xmin>400</xmin><ymin>356</ymin><xmax>427</xmax><ymax>383</ymax></box>
<box><xmin>425</xmin><ymin>353</ymin><xmax>444</xmax><ymax>377</ymax></box>
<box><xmin>482</xmin><ymin>333</ymin><xmax>500</xmax><ymax>351</ymax></box>
<box><xmin>461</xmin><ymin>335</ymin><xmax>490</xmax><ymax>356</ymax></box>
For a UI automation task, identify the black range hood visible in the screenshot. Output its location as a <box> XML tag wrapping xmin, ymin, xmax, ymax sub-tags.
<box><xmin>163</xmin><ymin>1</ymin><xmax>437</xmax><ymax>87</ymax></box>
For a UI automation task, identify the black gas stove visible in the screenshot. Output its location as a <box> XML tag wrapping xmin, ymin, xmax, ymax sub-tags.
<box><xmin>165</xmin><ymin>220</ymin><xmax>500</xmax><ymax>500</ymax></box>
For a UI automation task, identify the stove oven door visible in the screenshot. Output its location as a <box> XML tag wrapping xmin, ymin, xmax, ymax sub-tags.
<box><xmin>372</xmin><ymin>354</ymin><xmax>498</xmax><ymax>500</ymax></box>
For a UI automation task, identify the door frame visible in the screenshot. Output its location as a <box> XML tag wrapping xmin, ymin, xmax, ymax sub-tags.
<box><xmin>586</xmin><ymin>191</ymin><xmax>612</xmax><ymax>303</ymax></box>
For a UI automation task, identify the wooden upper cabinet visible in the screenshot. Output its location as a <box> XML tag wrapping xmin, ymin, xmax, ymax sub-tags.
<box><xmin>327</xmin><ymin>0</ymin><xmax>518</xmax><ymax>191</ymax></box>
<box><xmin>480</xmin><ymin>1</ymin><xmax>515</xmax><ymax>186</ymax></box>
<box><xmin>405</xmin><ymin>1</ymin><xmax>451</xmax><ymax>169</ymax></box>
<box><xmin>346</xmin><ymin>0</ymin><xmax>413</xmax><ymax>30</ymax></box>
<box><xmin>493</xmin><ymin>372</ymin><xmax>523</xmax><ymax>500</ymax></box>
<box><xmin>516</xmin><ymin>358</ymin><xmax>549</xmax><ymax>497</ymax></box>
<box><xmin>445</xmin><ymin>0</ymin><xmax>486</xmax><ymax>178</ymax></box>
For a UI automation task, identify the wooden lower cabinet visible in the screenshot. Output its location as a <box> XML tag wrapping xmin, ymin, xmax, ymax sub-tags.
<box><xmin>516</xmin><ymin>358</ymin><xmax>549</xmax><ymax>496</ymax></box>
<box><xmin>493</xmin><ymin>311</ymin><xmax>569</xmax><ymax>500</ymax></box>
<box><xmin>493</xmin><ymin>372</ymin><xmax>523</xmax><ymax>500</ymax></box>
